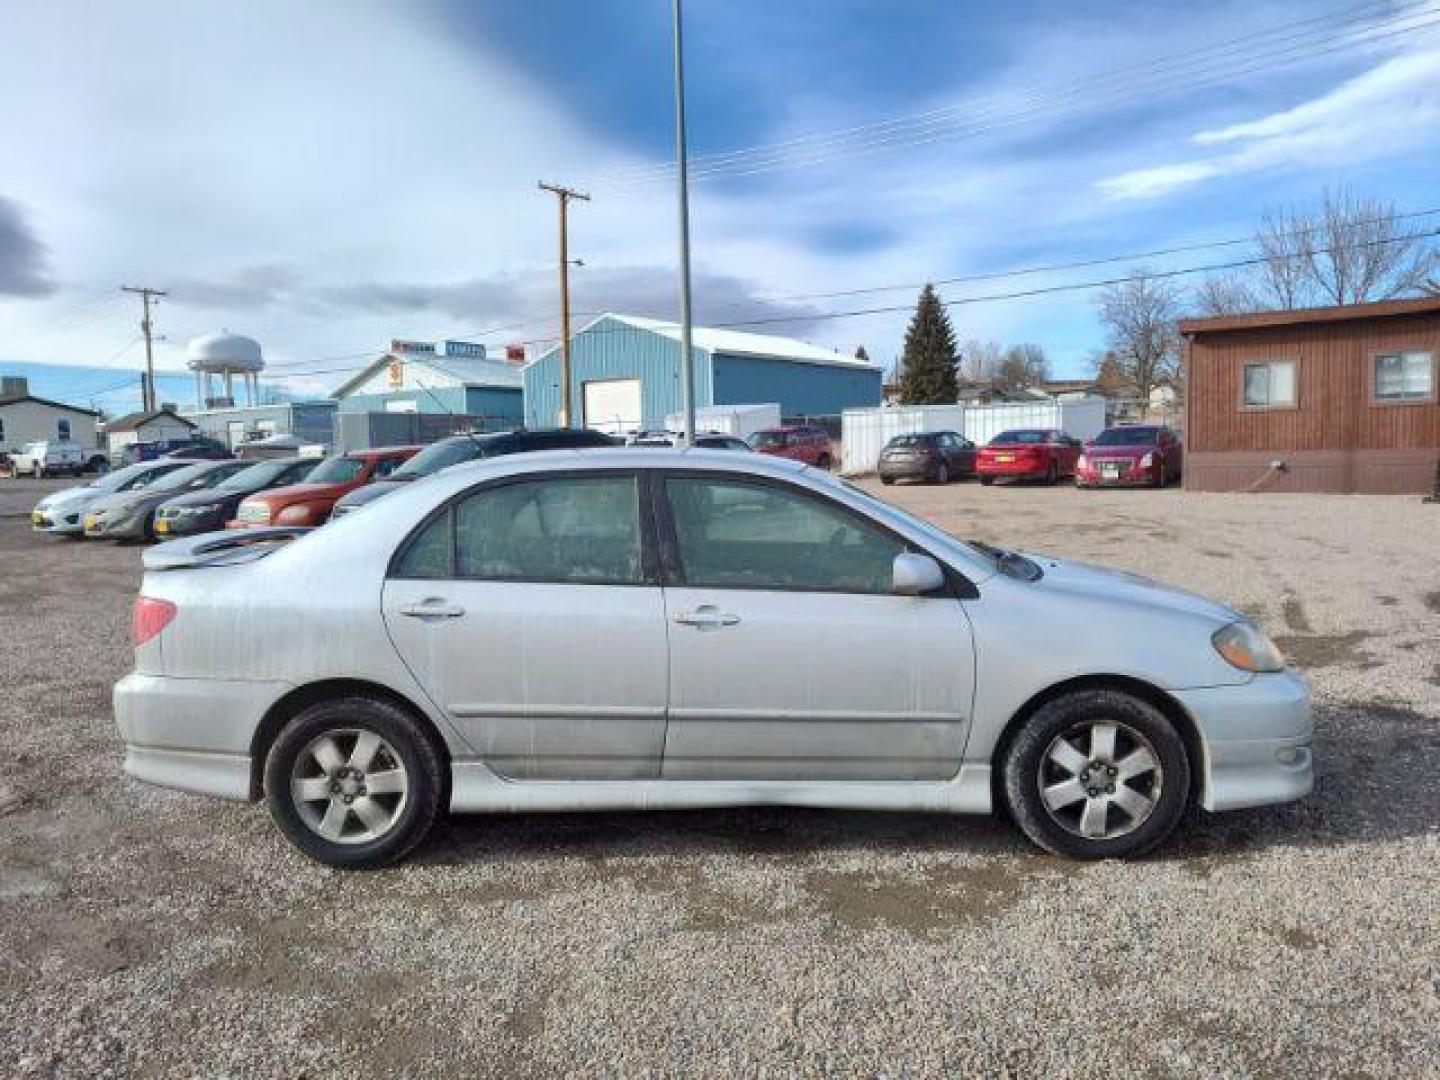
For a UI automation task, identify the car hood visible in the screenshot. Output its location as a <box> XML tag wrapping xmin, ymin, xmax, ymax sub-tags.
<box><xmin>93</xmin><ymin>488</ymin><xmax>172</xmax><ymax>514</ymax></box>
<box><xmin>1024</xmin><ymin>554</ymin><xmax>1239</xmax><ymax>625</ymax></box>
<box><xmin>161</xmin><ymin>488</ymin><xmax>243</xmax><ymax>509</ymax></box>
<box><xmin>244</xmin><ymin>481</ymin><xmax>349</xmax><ymax>504</ymax></box>
<box><xmin>37</xmin><ymin>485</ymin><xmax>102</xmax><ymax>511</ymax></box>
<box><xmin>335</xmin><ymin>480</ymin><xmax>404</xmax><ymax>508</ymax></box>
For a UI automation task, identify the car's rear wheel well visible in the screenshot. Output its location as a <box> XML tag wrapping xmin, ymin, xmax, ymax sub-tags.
<box><xmin>989</xmin><ymin>674</ymin><xmax>1203</xmax><ymax>817</ymax></box>
<box><xmin>249</xmin><ymin>680</ymin><xmax>451</xmax><ymax>803</ymax></box>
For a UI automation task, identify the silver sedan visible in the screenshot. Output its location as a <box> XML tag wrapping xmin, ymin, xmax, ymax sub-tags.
<box><xmin>114</xmin><ymin>449</ymin><xmax>1312</xmax><ymax>867</ymax></box>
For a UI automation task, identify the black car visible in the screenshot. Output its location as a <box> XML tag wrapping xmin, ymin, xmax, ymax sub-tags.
<box><xmin>116</xmin><ymin>436</ymin><xmax>230</xmax><ymax>468</ymax></box>
<box><xmin>152</xmin><ymin>456</ymin><xmax>320</xmax><ymax>537</ymax></box>
<box><xmin>329</xmin><ymin>428</ymin><xmax>616</xmax><ymax>519</ymax></box>
<box><xmin>878</xmin><ymin>430</ymin><xmax>977</xmax><ymax>485</ymax></box>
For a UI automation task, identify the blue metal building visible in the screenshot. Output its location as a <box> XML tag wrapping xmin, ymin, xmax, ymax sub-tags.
<box><xmin>523</xmin><ymin>314</ymin><xmax>882</xmax><ymax>432</ymax></box>
<box><xmin>332</xmin><ymin>340</ymin><xmax>524</xmax><ymax>428</ymax></box>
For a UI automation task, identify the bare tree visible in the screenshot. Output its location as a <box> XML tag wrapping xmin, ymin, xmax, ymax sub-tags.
<box><xmin>994</xmin><ymin>344</ymin><xmax>1050</xmax><ymax>390</ymax></box>
<box><xmin>959</xmin><ymin>338</ymin><xmax>1004</xmax><ymax>385</ymax></box>
<box><xmin>1096</xmin><ymin>269</ymin><xmax>1182</xmax><ymax>402</ymax></box>
<box><xmin>1254</xmin><ymin>190</ymin><xmax>1438</xmax><ymax>308</ymax></box>
<box><xmin>1195</xmin><ymin>272</ymin><xmax>1259</xmax><ymax>316</ymax></box>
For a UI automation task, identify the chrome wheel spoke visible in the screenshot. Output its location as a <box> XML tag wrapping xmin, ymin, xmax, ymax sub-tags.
<box><xmin>1088</xmin><ymin>723</ymin><xmax>1118</xmax><ymax>763</ymax></box>
<box><xmin>1111</xmin><ymin>783</ymin><xmax>1154</xmax><ymax>821</ymax></box>
<box><xmin>1047</xmin><ymin>738</ymin><xmax>1089</xmax><ymax>776</ymax></box>
<box><xmin>365</xmin><ymin>769</ymin><xmax>406</xmax><ymax>796</ymax></box>
<box><xmin>1043</xmin><ymin>778</ymin><xmax>1088</xmax><ymax>810</ymax></box>
<box><xmin>317</xmin><ymin>799</ymin><xmax>349</xmax><ymax>840</ymax></box>
<box><xmin>309</xmin><ymin>737</ymin><xmax>345</xmax><ymax>774</ymax></box>
<box><xmin>350</xmin><ymin>796</ymin><xmax>390</xmax><ymax>834</ymax></box>
<box><xmin>293</xmin><ymin>776</ymin><xmax>332</xmax><ymax>803</ymax></box>
<box><xmin>1115</xmin><ymin>746</ymin><xmax>1157</xmax><ymax>781</ymax></box>
<box><xmin>1079</xmin><ymin>797</ymin><xmax>1110</xmax><ymax>838</ymax></box>
<box><xmin>348</xmin><ymin>731</ymin><xmax>382</xmax><ymax>772</ymax></box>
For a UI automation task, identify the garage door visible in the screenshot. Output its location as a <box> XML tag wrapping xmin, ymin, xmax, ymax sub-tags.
<box><xmin>583</xmin><ymin>379</ymin><xmax>642</xmax><ymax>435</ymax></box>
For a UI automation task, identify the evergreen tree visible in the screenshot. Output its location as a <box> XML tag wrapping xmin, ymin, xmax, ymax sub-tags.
<box><xmin>898</xmin><ymin>284</ymin><xmax>959</xmax><ymax>404</ymax></box>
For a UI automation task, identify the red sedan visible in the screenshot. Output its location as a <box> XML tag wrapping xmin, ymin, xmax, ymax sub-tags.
<box><xmin>1076</xmin><ymin>425</ymin><xmax>1183</xmax><ymax>488</ymax></box>
<box><xmin>976</xmin><ymin>429</ymin><xmax>1083</xmax><ymax>486</ymax></box>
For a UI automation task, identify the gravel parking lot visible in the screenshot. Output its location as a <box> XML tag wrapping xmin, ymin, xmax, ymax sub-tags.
<box><xmin>1</xmin><ymin>474</ymin><xmax>1437</xmax><ymax>1077</ymax></box>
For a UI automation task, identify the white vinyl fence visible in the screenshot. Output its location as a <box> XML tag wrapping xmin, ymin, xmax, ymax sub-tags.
<box><xmin>841</xmin><ymin>398</ymin><xmax>1107</xmax><ymax>475</ymax></box>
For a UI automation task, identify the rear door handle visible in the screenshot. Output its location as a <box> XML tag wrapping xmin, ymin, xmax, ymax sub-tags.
<box><xmin>398</xmin><ymin>598</ymin><xmax>466</xmax><ymax>619</ymax></box>
<box><xmin>673</xmin><ymin>605</ymin><xmax>740</xmax><ymax>629</ymax></box>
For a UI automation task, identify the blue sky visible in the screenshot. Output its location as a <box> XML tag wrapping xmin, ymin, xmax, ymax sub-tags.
<box><xmin>1</xmin><ymin>0</ymin><xmax>1438</xmax><ymax>409</ymax></box>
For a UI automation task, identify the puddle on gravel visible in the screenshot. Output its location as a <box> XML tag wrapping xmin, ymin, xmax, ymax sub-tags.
<box><xmin>1424</xmin><ymin>590</ymin><xmax>1440</xmax><ymax>615</ymax></box>
<box><xmin>1273</xmin><ymin>631</ymin><xmax>1378</xmax><ymax>670</ymax></box>
<box><xmin>1282</xmin><ymin>596</ymin><xmax>1313</xmax><ymax>634</ymax></box>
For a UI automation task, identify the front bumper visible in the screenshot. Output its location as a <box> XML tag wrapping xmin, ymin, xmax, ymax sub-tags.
<box><xmin>114</xmin><ymin>671</ymin><xmax>292</xmax><ymax>802</ymax></box>
<box><xmin>1076</xmin><ymin>460</ymin><xmax>1155</xmax><ymax>487</ymax></box>
<box><xmin>1174</xmin><ymin>669</ymin><xmax>1314</xmax><ymax>812</ymax></box>
<box><xmin>154</xmin><ymin>510</ymin><xmax>226</xmax><ymax>537</ymax></box>
<box><xmin>85</xmin><ymin>509</ymin><xmax>148</xmax><ymax>539</ymax></box>
<box><xmin>32</xmin><ymin>508</ymin><xmax>86</xmax><ymax>534</ymax></box>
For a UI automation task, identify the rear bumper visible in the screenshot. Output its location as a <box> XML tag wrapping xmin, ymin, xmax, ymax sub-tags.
<box><xmin>114</xmin><ymin>671</ymin><xmax>291</xmax><ymax>802</ymax></box>
<box><xmin>1174</xmin><ymin>670</ymin><xmax>1314</xmax><ymax>812</ymax></box>
<box><xmin>977</xmin><ymin>461</ymin><xmax>1047</xmax><ymax>478</ymax></box>
<box><xmin>878</xmin><ymin>458</ymin><xmax>937</xmax><ymax>479</ymax></box>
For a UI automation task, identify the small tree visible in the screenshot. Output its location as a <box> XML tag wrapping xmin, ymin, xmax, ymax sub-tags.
<box><xmin>1096</xmin><ymin>269</ymin><xmax>1182</xmax><ymax>402</ymax></box>
<box><xmin>993</xmin><ymin>344</ymin><xmax>1049</xmax><ymax>391</ymax></box>
<box><xmin>898</xmin><ymin>284</ymin><xmax>959</xmax><ymax>404</ymax></box>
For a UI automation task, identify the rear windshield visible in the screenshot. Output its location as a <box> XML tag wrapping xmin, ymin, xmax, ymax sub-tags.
<box><xmin>393</xmin><ymin>437</ymin><xmax>487</xmax><ymax>478</ymax></box>
<box><xmin>219</xmin><ymin>459</ymin><xmax>305</xmax><ymax>491</ymax></box>
<box><xmin>990</xmin><ymin>430</ymin><xmax>1048</xmax><ymax>445</ymax></box>
<box><xmin>750</xmin><ymin>431</ymin><xmax>788</xmax><ymax>448</ymax></box>
<box><xmin>305</xmin><ymin>456</ymin><xmax>366</xmax><ymax>484</ymax></box>
<box><xmin>1092</xmin><ymin>426</ymin><xmax>1160</xmax><ymax>446</ymax></box>
<box><xmin>886</xmin><ymin>434</ymin><xmax>935</xmax><ymax>448</ymax></box>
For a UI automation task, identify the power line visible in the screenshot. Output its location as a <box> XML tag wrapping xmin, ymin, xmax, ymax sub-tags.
<box><xmin>597</xmin><ymin>2</ymin><xmax>1440</xmax><ymax>186</ymax></box>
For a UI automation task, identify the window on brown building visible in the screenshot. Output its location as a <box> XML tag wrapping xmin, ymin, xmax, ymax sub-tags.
<box><xmin>1242</xmin><ymin>360</ymin><xmax>1297</xmax><ymax>408</ymax></box>
<box><xmin>1373</xmin><ymin>351</ymin><xmax>1434</xmax><ymax>403</ymax></box>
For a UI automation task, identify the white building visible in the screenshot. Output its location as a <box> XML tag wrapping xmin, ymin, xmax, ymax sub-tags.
<box><xmin>103</xmin><ymin>408</ymin><xmax>198</xmax><ymax>453</ymax></box>
<box><xmin>0</xmin><ymin>378</ymin><xmax>100</xmax><ymax>454</ymax></box>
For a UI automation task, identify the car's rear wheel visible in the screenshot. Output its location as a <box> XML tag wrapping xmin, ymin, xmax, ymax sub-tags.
<box><xmin>264</xmin><ymin>696</ymin><xmax>443</xmax><ymax>869</ymax></box>
<box><xmin>1045</xmin><ymin>461</ymin><xmax>1059</xmax><ymax>485</ymax></box>
<box><xmin>934</xmin><ymin>462</ymin><xmax>950</xmax><ymax>485</ymax></box>
<box><xmin>1001</xmin><ymin>689</ymin><xmax>1189</xmax><ymax>859</ymax></box>
<box><xmin>816</xmin><ymin>453</ymin><xmax>833</xmax><ymax>470</ymax></box>
<box><xmin>979</xmin><ymin>475</ymin><xmax>994</xmax><ymax>486</ymax></box>
<box><xmin>880</xmin><ymin>475</ymin><xmax>895</xmax><ymax>485</ymax></box>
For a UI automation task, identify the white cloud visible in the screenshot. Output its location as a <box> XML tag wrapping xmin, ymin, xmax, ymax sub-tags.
<box><xmin>1098</xmin><ymin>47</ymin><xmax>1440</xmax><ymax>200</ymax></box>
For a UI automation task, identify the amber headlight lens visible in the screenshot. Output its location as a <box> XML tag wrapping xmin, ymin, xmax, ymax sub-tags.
<box><xmin>1212</xmin><ymin>621</ymin><xmax>1286</xmax><ymax>673</ymax></box>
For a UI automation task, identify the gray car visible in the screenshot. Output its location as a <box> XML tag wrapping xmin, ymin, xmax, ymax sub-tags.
<box><xmin>30</xmin><ymin>460</ymin><xmax>192</xmax><ymax>536</ymax></box>
<box><xmin>115</xmin><ymin>449</ymin><xmax>1312</xmax><ymax>868</ymax></box>
<box><xmin>84</xmin><ymin>459</ymin><xmax>250</xmax><ymax>541</ymax></box>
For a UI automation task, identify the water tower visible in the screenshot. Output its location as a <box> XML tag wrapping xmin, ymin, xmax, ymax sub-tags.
<box><xmin>187</xmin><ymin>332</ymin><xmax>264</xmax><ymax>409</ymax></box>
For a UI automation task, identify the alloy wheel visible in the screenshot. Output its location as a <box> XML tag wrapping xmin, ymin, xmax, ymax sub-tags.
<box><xmin>290</xmin><ymin>728</ymin><xmax>410</xmax><ymax>845</ymax></box>
<box><xmin>1037</xmin><ymin>721</ymin><xmax>1162</xmax><ymax>840</ymax></box>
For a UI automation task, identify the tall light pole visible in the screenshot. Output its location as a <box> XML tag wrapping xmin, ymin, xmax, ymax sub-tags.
<box><xmin>538</xmin><ymin>181</ymin><xmax>589</xmax><ymax>428</ymax></box>
<box><xmin>672</xmin><ymin>0</ymin><xmax>696</xmax><ymax>446</ymax></box>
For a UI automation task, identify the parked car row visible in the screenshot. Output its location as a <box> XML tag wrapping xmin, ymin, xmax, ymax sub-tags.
<box><xmin>879</xmin><ymin>425</ymin><xmax>1182</xmax><ymax>489</ymax></box>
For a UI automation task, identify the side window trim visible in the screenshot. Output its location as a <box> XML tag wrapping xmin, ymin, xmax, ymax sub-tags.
<box><xmin>651</xmin><ymin>469</ymin><xmax>973</xmax><ymax>599</ymax></box>
<box><xmin>387</xmin><ymin>469</ymin><xmax>659</xmax><ymax>586</ymax></box>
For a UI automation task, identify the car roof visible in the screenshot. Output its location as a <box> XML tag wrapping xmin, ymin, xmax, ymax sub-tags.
<box><xmin>347</xmin><ymin>445</ymin><xmax>421</xmax><ymax>459</ymax></box>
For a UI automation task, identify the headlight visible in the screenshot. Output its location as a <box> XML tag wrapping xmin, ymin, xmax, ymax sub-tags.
<box><xmin>177</xmin><ymin>502</ymin><xmax>224</xmax><ymax>516</ymax></box>
<box><xmin>1212</xmin><ymin>621</ymin><xmax>1286</xmax><ymax>673</ymax></box>
<box><xmin>1140</xmin><ymin>452</ymin><xmax>1155</xmax><ymax>467</ymax></box>
<box><xmin>1076</xmin><ymin>454</ymin><xmax>1088</xmax><ymax>470</ymax></box>
<box><xmin>275</xmin><ymin>504</ymin><xmax>313</xmax><ymax>524</ymax></box>
<box><xmin>238</xmin><ymin>502</ymin><xmax>272</xmax><ymax>524</ymax></box>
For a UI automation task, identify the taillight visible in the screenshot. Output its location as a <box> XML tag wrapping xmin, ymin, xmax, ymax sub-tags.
<box><xmin>132</xmin><ymin>596</ymin><xmax>177</xmax><ymax>646</ymax></box>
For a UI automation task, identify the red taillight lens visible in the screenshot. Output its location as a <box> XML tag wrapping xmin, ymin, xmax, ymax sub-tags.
<box><xmin>132</xmin><ymin>596</ymin><xmax>177</xmax><ymax>646</ymax></box>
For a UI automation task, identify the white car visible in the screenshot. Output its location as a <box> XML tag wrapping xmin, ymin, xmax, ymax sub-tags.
<box><xmin>114</xmin><ymin>449</ymin><xmax>1312</xmax><ymax>867</ymax></box>
<box><xmin>31</xmin><ymin>459</ymin><xmax>192</xmax><ymax>535</ymax></box>
<box><xmin>10</xmin><ymin>439</ymin><xmax>88</xmax><ymax>478</ymax></box>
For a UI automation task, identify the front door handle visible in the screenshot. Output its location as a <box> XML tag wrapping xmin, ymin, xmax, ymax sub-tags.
<box><xmin>673</xmin><ymin>605</ymin><xmax>740</xmax><ymax>629</ymax></box>
<box><xmin>398</xmin><ymin>598</ymin><xmax>466</xmax><ymax>619</ymax></box>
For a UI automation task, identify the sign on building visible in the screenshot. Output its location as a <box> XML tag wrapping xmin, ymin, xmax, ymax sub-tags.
<box><xmin>387</xmin><ymin>359</ymin><xmax>405</xmax><ymax>389</ymax></box>
<box><xmin>390</xmin><ymin>339</ymin><xmax>436</xmax><ymax>356</ymax></box>
<box><xmin>442</xmin><ymin>340</ymin><xmax>486</xmax><ymax>359</ymax></box>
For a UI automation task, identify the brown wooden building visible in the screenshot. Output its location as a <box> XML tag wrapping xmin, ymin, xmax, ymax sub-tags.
<box><xmin>1180</xmin><ymin>297</ymin><xmax>1440</xmax><ymax>494</ymax></box>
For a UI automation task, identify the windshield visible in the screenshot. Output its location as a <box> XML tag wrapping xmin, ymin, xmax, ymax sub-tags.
<box><xmin>90</xmin><ymin>462</ymin><xmax>156</xmax><ymax>491</ymax></box>
<box><xmin>151</xmin><ymin>463</ymin><xmax>224</xmax><ymax>491</ymax></box>
<box><xmin>219</xmin><ymin>459</ymin><xmax>304</xmax><ymax>491</ymax></box>
<box><xmin>1092</xmin><ymin>426</ymin><xmax>1160</xmax><ymax>446</ymax></box>
<box><xmin>990</xmin><ymin>430</ymin><xmax>1048</xmax><ymax>445</ymax></box>
<box><xmin>304</xmin><ymin>456</ymin><xmax>366</xmax><ymax>484</ymax></box>
<box><xmin>750</xmin><ymin>431</ymin><xmax>788</xmax><ymax>448</ymax></box>
<box><xmin>392</xmin><ymin>437</ymin><xmax>486</xmax><ymax>478</ymax></box>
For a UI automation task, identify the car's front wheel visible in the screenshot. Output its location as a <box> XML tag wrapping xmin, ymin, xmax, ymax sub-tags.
<box><xmin>1001</xmin><ymin>689</ymin><xmax>1189</xmax><ymax>859</ymax></box>
<box><xmin>264</xmin><ymin>696</ymin><xmax>443</xmax><ymax>868</ymax></box>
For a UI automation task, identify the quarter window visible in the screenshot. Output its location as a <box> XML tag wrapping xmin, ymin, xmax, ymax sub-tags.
<box><xmin>1374</xmin><ymin>351</ymin><xmax>1434</xmax><ymax>402</ymax></box>
<box><xmin>1243</xmin><ymin>360</ymin><xmax>1297</xmax><ymax>408</ymax></box>
<box><xmin>665</xmin><ymin>478</ymin><xmax>905</xmax><ymax>594</ymax></box>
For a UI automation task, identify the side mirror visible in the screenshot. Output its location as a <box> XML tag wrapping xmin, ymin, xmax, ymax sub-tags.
<box><xmin>893</xmin><ymin>553</ymin><xmax>945</xmax><ymax>596</ymax></box>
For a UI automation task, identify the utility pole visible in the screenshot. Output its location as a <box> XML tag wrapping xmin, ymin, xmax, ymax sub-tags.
<box><xmin>537</xmin><ymin>182</ymin><xmax>589</xmax><ymax>428</ymax></box>
<box><xmin>671</xmin><ymin>0</ymin><xmax>696</xmax><ymax>447</ymax></box>
<box><xmin>122</xmin><ymin>286</ymin><xmax>167</xmax><ymax>412</ymax></box>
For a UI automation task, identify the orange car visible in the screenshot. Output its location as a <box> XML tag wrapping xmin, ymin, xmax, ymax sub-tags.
<box><xmin>228</xmin><ymin>446</ymin><xmax>419</xmax><ymax>528</ymax></box>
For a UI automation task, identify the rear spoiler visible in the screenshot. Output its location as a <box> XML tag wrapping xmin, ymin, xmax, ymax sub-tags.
<box><xmin>143</xmin><ymin>527</ymin><xmax>313</xmax><ymax>571</ymax></box>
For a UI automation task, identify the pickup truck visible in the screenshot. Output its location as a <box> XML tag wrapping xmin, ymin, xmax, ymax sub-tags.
<box><xmin>9</xmin><ymin>440</ymin><xmax>89</xmax><ymax>478</ymax></box>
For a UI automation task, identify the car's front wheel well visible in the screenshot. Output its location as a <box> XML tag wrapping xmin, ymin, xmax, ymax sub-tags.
<box><xmin>989</xmin><ymin>674</ymin><xmax>1204</xmax><ymax>816</ymax></box>
<box><xmin>249</xmin><ymin>680</ymin><xmax>451</xmax><ymax>803</ymax></box>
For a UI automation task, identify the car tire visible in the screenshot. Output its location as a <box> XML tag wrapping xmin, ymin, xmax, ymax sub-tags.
<box><xmin>1045</xmin><ymin>461</ymin><xmax>1059</xmax><ymax>486</ymax></box>
<box><xmin>1001</xmin><ymin>689</ymin><xmax>1190</xmax><ymax>860</ymax></box>
<box><xmin>980</xmin><ymin>475</ymin><xmax>994</xmax><ymax>486</ymax></box>
<box><xmin>880</xmin><ymin>475</ymin><xmax>895</xmax><ymax>485</ymax></box>
<box><xmin>816</xmin><ymin>453</ymin><xmax>833</xmax><ymax>470</ymax></box>
<box><xmin>264</xmin><ymin>696</ymin><xmax>444</xmax><ymax>869</ymax></box>
<box><xmin>934</xmin><ymin>462</ymin><xmax>950</xmax><ymax>485</ymax></box>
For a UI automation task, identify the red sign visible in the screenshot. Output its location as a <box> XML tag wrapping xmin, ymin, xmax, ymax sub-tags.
<box><xmin>505</xmin><ymin>344</ymin><xmax>525</xmax><ymax>363</ymax></box>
